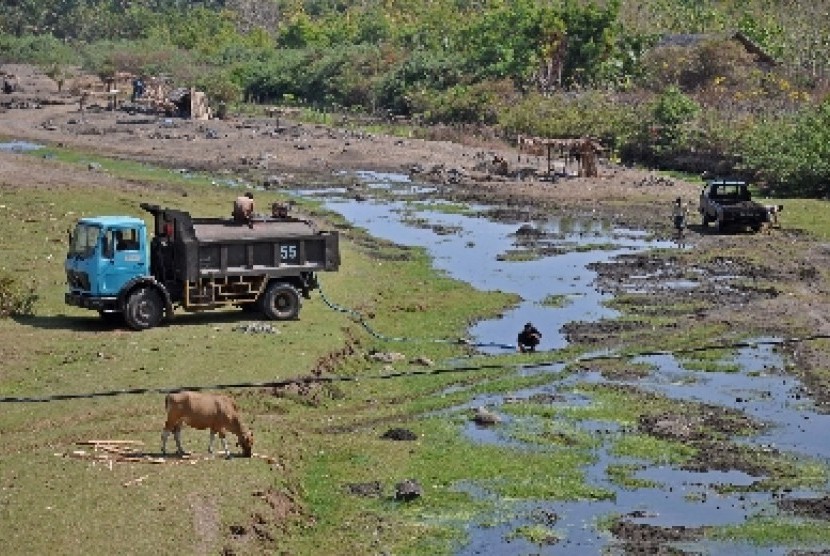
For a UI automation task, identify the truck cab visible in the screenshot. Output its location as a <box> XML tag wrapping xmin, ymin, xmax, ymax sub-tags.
<box><xmin>65</xmin><ymin>216</ymin><xmax>150</xmax><ymax>312</ymax></box>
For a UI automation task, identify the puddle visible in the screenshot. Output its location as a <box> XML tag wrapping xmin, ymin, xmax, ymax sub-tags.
<box><xmin>629</xmin><ymin>341</ymin><xmax>830</xmax><ymax>461</ymax></box>
<box><xmin>0</xmin><ymin>140</ymin><xmax>44</xmax><ymax>153</ymax></box>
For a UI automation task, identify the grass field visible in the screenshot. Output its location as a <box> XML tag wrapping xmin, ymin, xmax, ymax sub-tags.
<box><xmin>4</xmin><ymin>144</ymin><xmax>830</xmax><ymax>554</ymax></box>
<box><xmin>0</xmin><ymin>146</ymin><xmax>529</xmax><ymax>554</ymax></box>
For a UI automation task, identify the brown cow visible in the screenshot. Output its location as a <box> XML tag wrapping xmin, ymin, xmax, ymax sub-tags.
<box><xmin>161</xmin><ymin>391</ymin><xmax>254</xmax><ymax>458</ymax></box>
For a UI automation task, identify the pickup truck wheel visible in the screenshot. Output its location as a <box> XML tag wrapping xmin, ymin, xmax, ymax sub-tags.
<box><xmin>261</xmin><ymin>282</ymin><xmax>300</xmax><ymax>320</ymax></box>
<box><xmin>716</xmin><ymin>218</ymin><xmax>725</xmax><ymax>234</ymax></box>
<box><xmin>124</xmin><ymin>287</ymin><xmax>163</xmax><ymax>330</ymax></box>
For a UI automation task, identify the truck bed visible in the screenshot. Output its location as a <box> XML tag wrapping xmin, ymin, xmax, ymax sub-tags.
<box><xmin>192</xmin><ymin>218</ymin><xmax>320</xmax><ymax>242</ymax></box>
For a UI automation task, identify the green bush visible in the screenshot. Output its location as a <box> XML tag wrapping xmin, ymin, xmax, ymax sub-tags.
<box><xmin>413</xmin><ymin>80</ymin><xmax>514</xmax><ymax>124</ymax></box>
<box><xmin>0</xmin><ymin>274</ymin><xmax>37</xmax><ymax>318</ymax></box>
<box><xmin>0</xmin><ymin>33</ymin><xmax>78</xmax><ymax>66</ymax></box>
<box><xmin>499</xmin><ymin>91</ymin><xmax>641</xmax><ymax>152</ymax></box>
<box><xmin>739</xmin><ymin>101</ymin><xmax>830</xmax><ymax>197</ymax></box>
<box><xmin>374</xmin><ymin>50</ymin><xmax>468</xmax><ymax>115</ymax></box>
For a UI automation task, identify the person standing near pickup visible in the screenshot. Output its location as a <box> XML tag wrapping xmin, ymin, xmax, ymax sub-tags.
<box><xmin>233</xmin><ymin>192</ymin><xmax>255</xmax><ymax>228</ymax></box>
<box><xmin>671</xmin><ymin>197</ymin><xmax>688</xmax><ymax>234</ymax></box>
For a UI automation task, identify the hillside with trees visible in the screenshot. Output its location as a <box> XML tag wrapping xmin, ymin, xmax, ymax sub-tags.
<box><xmin>2</xmin><ymin>0</ymin><xmax>829</xmax><ymax>196</ymax></box>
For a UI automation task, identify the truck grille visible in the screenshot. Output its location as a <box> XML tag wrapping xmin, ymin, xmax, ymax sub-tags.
<box><xmin>66</xmin><ymin>270</ymin><xmax>90</xmax><ymax>290</ymax></box>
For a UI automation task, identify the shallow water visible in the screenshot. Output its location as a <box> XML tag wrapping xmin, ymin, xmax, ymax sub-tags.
<box><xmin>306</xmin><ymin>172</ymin><xmax>674</xmax><ymax>353</ymax></box>
<box><xmin>455</xmin><ymin>344</ymin><xmax>823</xmax><ymax>554</ymax></box>
<box><xmin>0</xmin><ymin>140</ymin><xmax>43</xmax><ymax>153</ymax></box>
<box><xmin>299</xmin><ymin>171</ymin><xmax>827</xmax><ymax>554</ymax></box>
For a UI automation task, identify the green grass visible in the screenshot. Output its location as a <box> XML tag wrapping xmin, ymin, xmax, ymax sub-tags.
<box><xmin>0</xmin><ymin>145</ymin><xmax>523</xmax><ymax>554</ymax></box>
<box><xmin>762</xmin><ymin>198</ymin><xmax>830</xmax><ymax>239</ymax></box>
<box><xmin>713</xmin><ymin>516</ymin><xmax>830</xmax><ymax>547</ymax></box>
<box><xmin>3</xmin><ymin>141</ymin><xmax>830</xmax><ymax>554</ymax></box>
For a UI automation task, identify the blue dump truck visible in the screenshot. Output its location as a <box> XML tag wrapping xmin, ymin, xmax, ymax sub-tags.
<box><xmin>65</xmin><ymin>203</ymin><xmax>340</xmax><ymax>330</ymax></box>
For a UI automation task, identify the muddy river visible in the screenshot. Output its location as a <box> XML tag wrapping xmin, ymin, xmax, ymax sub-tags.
<box><xmin>298</xmin><ymin>171</ymin><xmax>829</xmax><ymax>555</ymax></box>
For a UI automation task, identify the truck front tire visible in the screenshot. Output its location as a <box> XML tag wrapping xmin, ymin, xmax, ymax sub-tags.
<box><xmin>260</xmin><ymin>282</ymin><xmax>300</xmax><ymax>320</ymax></box>
<box><xmin>124</xmin><ymin>287</ymin><xmax>164</xmax><ymax>330</ymax></box>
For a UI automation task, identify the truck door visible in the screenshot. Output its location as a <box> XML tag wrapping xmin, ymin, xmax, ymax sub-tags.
<box><xmin>99</xmin><ymin>227</ymin><xmax>147</xmax><ymax>295</ymax></box>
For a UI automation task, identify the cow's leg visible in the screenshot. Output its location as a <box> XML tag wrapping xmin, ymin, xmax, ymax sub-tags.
<box><xmin>173</xmin><ymin>427</ymin><xmax>184</xmax><ymax>455</ymax></box>
<box><xmin>207</xmin><ymin>430</ymin><xmax>215</xmax><ymax>454</ymax></box>
<box><xmin>219</xmin><ymin>432</ymin><xmax>230</xmax><ymax>458</ymax></box>
<box><xmin>161</xmin><ymin>429</ymin><xmax>169</xmax><ymax>455</ymax></box>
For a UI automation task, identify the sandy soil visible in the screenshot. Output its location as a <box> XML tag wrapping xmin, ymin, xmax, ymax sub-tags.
<box><xmin>5</xmin><ymin>63</ymin><xmax>830</xmax><ymax>546</ymax></box>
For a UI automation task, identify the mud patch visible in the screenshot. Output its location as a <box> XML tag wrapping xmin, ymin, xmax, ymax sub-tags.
<box><xmin>381</xmin><ymin>427</ymin><xmax>418</xmax><ymax>441</ymax></box>
<box><xmin>639</xmin><ymin>404</ymin><xmax>762</xmax><ymax>444</ymax></box>
<box><xmin>563</xmin><ymin>318</ymin><xmax>649</xmax><ymax>345</ymax></box>
<box><xmin>346</xmin><ymin>481</ymin><xmax>384</xmax><ymax>498</ymax></box>
<box><xmin>226</xmin><ymin>487</ymin><xmax>313</xmax><ymax>553</ymax></box>
<box><xmin>778</xmin><ymin>495</ymin><xmax>830</xmax><ymax>520</ymax></box>
<box><xmin>682</xmin><ymin>442</ymin><xmax>770</xmax><ymax>478</ymax></box>
<box><xmin>188</xmin><ymin>492</ymin><xmax>219</xmax><ymax>555</ymax></box>
<box><xmin>610</xmin><ymin>518</ymin><xmax>705</xmax><ymax>553</ymax></box>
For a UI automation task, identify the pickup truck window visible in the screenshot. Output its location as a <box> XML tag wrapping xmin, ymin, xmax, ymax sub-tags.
<box><xmin>68</xmin><ymin>223</ymin><xmax>101</xmax><ymax>259</ymax></box>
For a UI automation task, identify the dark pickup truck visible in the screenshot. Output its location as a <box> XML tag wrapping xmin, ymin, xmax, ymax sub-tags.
<box><xmin>698</xmin><ymin>179</ymin><xmax>768</xmax><ymax>233</ymax></box>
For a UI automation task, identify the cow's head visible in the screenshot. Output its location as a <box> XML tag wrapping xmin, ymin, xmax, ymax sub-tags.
<box><xmin>238</xmin><ymin>430</ymin><xmax>254</xmax><ymax>458</ymax></box>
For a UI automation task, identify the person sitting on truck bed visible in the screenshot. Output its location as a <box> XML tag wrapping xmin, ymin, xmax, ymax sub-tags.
<box><xmin>233</xmin><ymin>192</ymin><xmax>255</xmax><ymax>228</ymax></box>
<box><xmin>272</xmin><ymin>202</ymin><xmax>289</xmax><ymax>219</ymax></box>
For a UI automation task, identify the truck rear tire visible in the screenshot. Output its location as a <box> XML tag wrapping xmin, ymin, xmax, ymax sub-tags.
<box><xmin>260</xmin><ymin>282</ymin><xmax>300</xmax><ymax>320</ymax></box>
<box><xmin>124</xmin><ymin>287</ymin><xmax>164</xmax><ymax>330</ymax></box>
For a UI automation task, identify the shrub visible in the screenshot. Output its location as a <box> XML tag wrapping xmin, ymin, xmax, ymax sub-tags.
<box><xmin>414</xmin><ymin>79</ymin><xmax>515</xmax><ymax>124</ymax></box>
<box><xmin>499</xmin><ymin>91</ymin><xmax>641</xmax><ymax>152</ymax></box>
<box><xmin>0</xmin><ymin>274</ymin><xmax>37</xmax><ymax>318</ymax></box>
<box><xmin>738</xmin><ymin>101</ymin><xmax>830</xmax><ymax>197</ymax></box>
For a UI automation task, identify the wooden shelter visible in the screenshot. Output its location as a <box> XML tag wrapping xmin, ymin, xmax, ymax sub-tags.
<box><xmin>517</xmin><ymin>135</ymin><xmax>605</xmax><ymax>177</ymax></box>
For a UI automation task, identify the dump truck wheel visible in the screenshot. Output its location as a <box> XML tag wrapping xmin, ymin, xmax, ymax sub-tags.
<box><xmin>261</xmin><ymin>282</ymin><xmax>300</xmax><ymax>320</ymax></box>
<box><xmin>124</xmin><ymin>287</ymin><xmax>163</xmax><ymax>330</ymax></box>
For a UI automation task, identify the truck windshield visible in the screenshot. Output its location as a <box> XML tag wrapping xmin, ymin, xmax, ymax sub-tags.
<box><xmin>69</xmin><ymin>223</ymin><xmax>101</xmax><ymax>259</ymax></box>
